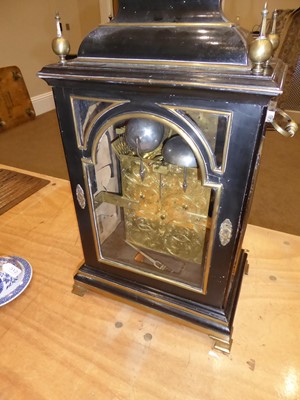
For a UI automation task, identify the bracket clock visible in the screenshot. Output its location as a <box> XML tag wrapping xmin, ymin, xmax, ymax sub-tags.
<box><xmin>39</xmin><ymin>0</ymin><xmax>297</xmax><ymax>352</ymax></box>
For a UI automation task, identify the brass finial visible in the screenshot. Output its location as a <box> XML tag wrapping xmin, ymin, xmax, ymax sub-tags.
<box><xmin>265</xmin><ymin>9</ymin><xmax>280</xmax><ymax>69</ymax></box>
<box><xmin>249</xmin><ymin>2</ymin><xmax>273</xmax><ymax>74</ymax></box>
<box><xmin>51</xmin><ymin>12</ymin><xmax>70</xmax><ymax>64</ymax></box>
<box><xmin>260</xmin><ymin>2</ymin><xmax>269</xmax><ymax>38</ymax></box>
<box><xmin>268</xmin><ymin>10</ymin><xmax>280</xmax><ymax>53</ymax></box>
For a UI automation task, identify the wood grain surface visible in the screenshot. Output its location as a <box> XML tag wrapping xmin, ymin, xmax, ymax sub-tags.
<box><xmin>0</xmin><ymin>165</ymin><xmax>299</xmax><ymax>400</ymax></box>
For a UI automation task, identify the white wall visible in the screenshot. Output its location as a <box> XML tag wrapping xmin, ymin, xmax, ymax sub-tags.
<box><xmin>0</xmin><ymin>0</ymin><xmax>84</xmax><ymax>98</ymax></box>
<box><xmin>2</xmin><ymin>0</ymin><xmax>298</xmax><ymax>115</ymax></box>
<box><xmin>99</xmin><ymin>0</ymin><xmax>113</xmax><ymax>23</ymax></box>
<box><xmin>223</xmin><ymin>0</ymin><xmax>300</xmax><ymax>31</ymax></box>
<box><xmin>0</xmin><ymin>0</ymin><xmax>100</xmax><ymax>114</ymax></box>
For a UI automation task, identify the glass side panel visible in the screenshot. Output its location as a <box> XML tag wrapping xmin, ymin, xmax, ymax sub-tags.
<box><xmin>71</xmin><ymin>97</ymin><xmax>114</xmax><ymax>147</ymax></box>
<box><xmin>89</xmin><ymin>116</ymin><xmax>218</xmax><ymax>291</ymax></box>
<box><xmin>182</xmin><ymin>109</ymin><xmax>230</xmax><ymax>170</ymax></box>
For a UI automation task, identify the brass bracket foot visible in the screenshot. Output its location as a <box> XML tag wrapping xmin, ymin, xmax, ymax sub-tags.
<box><xmin>244</xmin><ymin>260</ymin><xmax>250</xmax><ymax>275</ymax></box>
<box><xmin>72</xmin><ymin>283</ymin><xmax>88</xmax><ymax>297</ymax></box>
<box><xmin>209</xmin><ymin>335</ymin><xmax>232</xmax><ymax>354</ymax></box>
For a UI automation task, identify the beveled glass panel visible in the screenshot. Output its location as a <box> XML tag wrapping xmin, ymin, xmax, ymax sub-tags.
<box><xmin>71</xmin><ymin>97</ymin><xmax>114</xmax><ymax>148</ymax></box>
<box><xmin>182</xmin><ymin>109</ymin><xmax>231</xmax><ymax>170</ymax></box>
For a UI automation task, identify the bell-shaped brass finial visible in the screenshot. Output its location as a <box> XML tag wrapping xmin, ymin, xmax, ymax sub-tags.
<box><xmin>249</xmin><ymin>2</ymin><xmax>273</xmax><ymax>74</ymax></box>
<box><xmin>51</xmin><ymin>12</ymin><xmax>70</xmax><ymax>64</ymax></box>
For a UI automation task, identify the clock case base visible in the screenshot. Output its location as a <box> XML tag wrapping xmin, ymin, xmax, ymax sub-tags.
<box><xmin>73</xmin><ymin>249</ymin><xmax>247</xmax><ymax>353</ymax></box>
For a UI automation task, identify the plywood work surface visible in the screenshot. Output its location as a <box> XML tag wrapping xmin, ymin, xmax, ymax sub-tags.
<box><xmin>0</xmin><ymin>164</ymin><xmax>299</xmax><ymax>400</ymax></box>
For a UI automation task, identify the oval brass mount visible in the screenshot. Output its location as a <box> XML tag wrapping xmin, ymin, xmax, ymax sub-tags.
<box><xmin>76</xmin><ymin>184</ymin><xmax>86</xmax><ymax>209</ymax></box>
<box><xmin>219</xmin><ymin>219</ymin><xmax>233</xmax><ymax>246</ymax></box>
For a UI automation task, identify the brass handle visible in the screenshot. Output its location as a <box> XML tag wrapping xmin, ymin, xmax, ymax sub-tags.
<box><xmin>271</xmin><ymin>108</ymin><xmax>298</xmax><ymax>138</ymax></box>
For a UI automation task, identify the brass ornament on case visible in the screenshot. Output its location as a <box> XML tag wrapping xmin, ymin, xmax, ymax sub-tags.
<box><xmin>249</xmin><ymin>2</ymin><xmax>273</xmax><ymax>75</ymax></box>
<box><xmin>76</xmin><ymin>184</ymin><xmax>86</xmax><ymax>209</ymax></box>
<box><xmin>265</xmin><ymin>9</ymin><xmax>280</xmax><ymax>69</ymax></box>
<box><xmin>52</xmin><ymin>12</ymin><xmax>70</xmax><ymax>64</ymax></box>
<box><xmin>268</xmin><ymin>9</ymin><xmax>280</xmax><ymax>53</ymax></box>
<box><xmin>219</xmin><ymin>219</ymin><xmax>233</xmax><ymax>246</ymax></box>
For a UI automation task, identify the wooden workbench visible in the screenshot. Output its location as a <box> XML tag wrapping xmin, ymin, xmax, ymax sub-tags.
<box><xmin>1</xmin><ymin>165</ymin><xmax>299</xmax><ymax>400</ymax></box>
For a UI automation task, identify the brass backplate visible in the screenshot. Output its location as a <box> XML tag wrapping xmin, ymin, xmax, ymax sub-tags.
<box><xmin>120</xmin><ymin>155</ymin><xmax>211</xmax><ymax>263</ymax></box>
